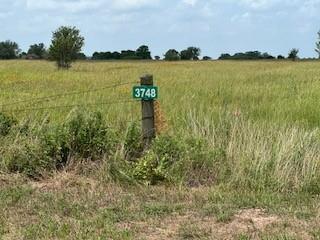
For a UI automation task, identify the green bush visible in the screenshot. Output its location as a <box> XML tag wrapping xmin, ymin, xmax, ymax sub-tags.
<box><xmin>131</xmin><ymin>135</ymin><xmax>222</xmax><ymax>186</ymax></box>
<box><xmin>132</xmin><ymin>135</ymin><xmax>183</xmax><ymax>185</ymax></box>
<box><xmin>39</xmin><ymin>125</ymin><xmax>69</xmax><ymax>169</ymax></box>
<box><xmin>0</xmin><ymin>110</ymin><xmax>120</xmax><ymax>178</ymax></box>
<box><xmin>0</xmin><ymin>112</ymin><xmax>17</xmax><ymax>136</ymax></box>
<box><xmin>2</xmin><ymin>136</ymin><xmax>54</xmax><ymax>178</ymax></box>
<box><xmin>63</xmin><ymin>110</ymin><xmax>117</xmax><ymax>159</ymax></box>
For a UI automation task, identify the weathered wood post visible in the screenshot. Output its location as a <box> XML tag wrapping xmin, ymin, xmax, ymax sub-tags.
<box><xmin>140</xmin><ymin>74</ymin><xmax>156</xmax><ymax>147</ymax></box>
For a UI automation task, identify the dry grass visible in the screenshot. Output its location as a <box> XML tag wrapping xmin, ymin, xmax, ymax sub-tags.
<box><xmin>1</xmin><ymin>172</ymin><xmax>320</xmax><ymax>239</ymax></box>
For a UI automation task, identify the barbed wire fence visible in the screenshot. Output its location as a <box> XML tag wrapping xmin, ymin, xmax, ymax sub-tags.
<box><xmin>0</xmin><ymin>74</ymin><xmax>159</xmax><ymax>146</ymax></box>
<box><xmin>0</xmin><ymin>80</ymin><xmax>141</xmax><ymax>123</ymax></box>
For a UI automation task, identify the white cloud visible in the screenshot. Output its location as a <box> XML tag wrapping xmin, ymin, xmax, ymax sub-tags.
<box><xmin>240</xmin><ymin>0</ymin><xmax>277</xmax><ymax>9</ymax></box>
<box><xmin>25</xmin><ymin>0</ymin><xmax>159</xmax><ymax>12</ymax></box>
<box><xmin>231</xmin><ymin>12</ymin><xmax>251</xmax><ymax>22</ymax></box>
<box><xmin>299</xmin><ymin>0</ymin><xmax>320</xmax><ymax>17</ymax></box>
<box><xmin>25</xmin><ymin>0</ymin><xmax>103</xmax><ymax>12</ymax></box>
<box><xmin>112</xmin><ymin>0</ymin><xmax>159</xmax><ymax>9</ymax></box>
<box><xmin>183</xmin><ymin>0</ymin><xmax>198</xmax><ymax>6</ymax></box>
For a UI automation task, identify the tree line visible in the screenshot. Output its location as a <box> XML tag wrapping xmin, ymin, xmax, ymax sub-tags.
<box><xmin>0</xmin><ymin>26</ymin><xmax>320</xmax><ymax>68</ymax></box>
<box><xmin>218</xmin><ymin>49</ymin><xmax>300</xmax><ymax>61</ymax></box>
<box><xmin>92</xmin><ymin>45</ymin><xmax>152</xmax><ymax>60</ymax></box>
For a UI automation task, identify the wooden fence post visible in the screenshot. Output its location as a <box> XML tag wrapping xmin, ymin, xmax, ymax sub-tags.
<box><xmin>140</xmin><ymin>74</ymin><xmax>156</xmax><ymax>147</ymax></box>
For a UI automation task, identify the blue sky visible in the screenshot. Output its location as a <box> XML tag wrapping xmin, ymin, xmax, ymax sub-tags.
<box><xmin>1</xmin><ymin>0</ymin><xmax>320</xmax><ymax>58</ymax></box>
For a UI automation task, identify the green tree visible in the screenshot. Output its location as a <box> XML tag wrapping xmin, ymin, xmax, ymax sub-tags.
<box><xmin>218</xmin><ymin>53</ymin><xmax>231</xmax><ymax>60</ymax></box>
<box><xmin>136</xmin><ymin>45</ymin><xmax>152</xmax><ymax>59</ymax></box>
<box><xmin>180</xmin><ymin>49</ymin><xmax>193</xmax><ymax>60</ymax></box>
<box><xmin>49</xmin><ymin>26</ymin><xmax>85</xmax><ymax>69</ymax></box>
<box><xmin>202</xmin><ymin>56</ymin><xmax>212</xmax><ymax>61</ymax></box>
<box><xmin>164</xmin><ymin>49</ymin><xmax>180</xmax><ymax>61</ymax></box>
<box><xmin>27</xmin><ymin>43</ymin><xmax>47</xmax><ymax>59</ymax></box>
<box><xmin>120</xmin><ymin>50</ymin><xmax>137</xmax><ymax>59</ymax></box>
<box><xmin>76</xmin><ymin>53</ymin><xmax>87</xmax><ymax>60</ymax></box>
<box><xmin>288</xmin><ymin>48</ymin><xmax>299</xmax><ymax>61</ymax></box>
<box><xmin>316</xmin><ymin>31</ymin><xmax>320</xmax><ymax>59</ymax></box>
<box><xmin>187</xmin><ymin>47</ymin><xmax>201</xmax><ymax>60</ymax></box>
<box><xmin>180</xmin><ymin>47</ymin><xmax>201</xmax><ymax>60</ymax></box>
<box><xmin>0</xmin><ymin>40</ymin><xmax>20</xmax><ymax>59</ymax></box>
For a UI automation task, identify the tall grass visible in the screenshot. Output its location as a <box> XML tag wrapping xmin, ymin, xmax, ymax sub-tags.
<box><xmin>1</xmin><ymin>60</ymin><xmax>320</xmax><ymax>193</ymax></box>
<box><xmin>186</xmin><ymin>111</ymin><xmax>320</xmax><ymax>193</ymax></box>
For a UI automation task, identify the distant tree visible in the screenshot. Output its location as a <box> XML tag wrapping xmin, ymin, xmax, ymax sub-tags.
<box><xmin>154</xmin><ymin>56</ymin><xmax>161</xmax><ymax>60</ymax></box>
<box><xmin>49</xmin><ymin>26</ymin><xmax>85</xmax><ymax>69</ymax></box>
<box><xmin>180</xmin><ymin>47</ymin><xmax>201</xmax><ymax>60</ymax></box>
<box><xmin>121</xmin><ymin>50</ymin><xmax>138</xmax><ymax>59</ymax></box>
<box><xmin>136</xmin><ymin>45</ymin><xmax>152</xmax><ymax>59</ymax></box>
<box><xmin>288</xmin><ymin>48</ymin><xmax>299</xmax><ymax>61</ymax></box>
<box><xmin>219</xmin><ymin>51</ymin><xmax>275</xmax><ymax>60</ymax></box>
<box><xmin>112</xmin><ymin>51</ymin><xmax>121</xmax><ymax>59</ymax></box>
<box><xmin>164</xmin><ymin>49</ymin><xmax>180</xmax><ymax>61</ymax></box>
<box><xmin>92</xmin><ymin>52</ymin><xmax>101</xmax><ymax>60</ymax></box>
<box><xmin>243</xmin><ymin>51</ymin><xmax>262</xmax><ymax>59</ymax></box>
<box><xmin>262</xmin><ymin>52</ymin><xmax>275</xmax><ymax>59</ymax></box>
<box><xmin>102</xmin><ymin>52</ymin><xmax>113</xmax><ymax>59</ymax></box>
<box><xmin>277</xmin><ymin>55</ymin><xmax>285</xmax><ymax>60</ymax></box>
<box><xmin>92</xmin><ymin>47</ymin><xmax>152</xmax><ymax>61</ymax></box>
<box><xmin>27</xmin><ymin>43</ymin><xmax>47</xmax><ymax>59</ymax></box>
<box><xmin>0</xmin><ymin>40</ymin><xmax>20</xmax><ymax>59</ymax></box>
<box><xmin>76</xmin><ymin>53</ymin><xmax>87</xmax><ymax>60</ymax></box>
<box><xmin>202</xmin><ymin>56</ymin><xmax>212</xmax><ymax>61</ymax></box>
<box><xmin>180</xmin><ymin>49</ymin><xmax>193</xmax><ymax>60</ymax></box>
<box><xmin>316</xmin><ymin>31</ymin><xmax>320</xmax><ymax>59</ymax></box>
<box><xmin>19</xmin><ymin>52</ymin><xmax>27</xmax><ymax>59</ymax></box>
<box><xmin>219</xmin><ymin>53</ymin><xmax>232</xmax><ymax>60</ymax></box>
<box><xmin>188</xmin><ymin>47</ymin><xmax>201</xmax><ymax>60</ymax></box>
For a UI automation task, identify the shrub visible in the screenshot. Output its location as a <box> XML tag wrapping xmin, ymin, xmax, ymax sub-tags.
<box><xmin>0</xmin><ymin>113</ymin><xmax>17</xmax><ymax>136</ymax></box>
<box><xmin>64</xmin><ymin>110</ymin><xmax>117</xmax><ymax>159</ymax></box>
<box><xmin>39</xmin><ymin>125</ymin><xmax>69</xmax><ymax>169</ymax></box>
<box><xmin>131</xmin><ymin>135</ymin><xmax>221</xmax><ymax>186</ymax></box>
<box><xmin>0</xmin><ymin>110</ymin><xmax>119</xmax><ymax>178</ymax></box>
<box><xmin>132</xmin><ymin>135</ymin><xmax>183</xmax><ymax>185</ymax></box>
<box><xmin>2</xmin><ymin>136</ymin><xmax>54</xmax><ymax>178</ymax></box>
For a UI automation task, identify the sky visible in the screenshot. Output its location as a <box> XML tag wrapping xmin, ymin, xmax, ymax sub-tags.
<box><xmin>1</xmin><ymin>0</ymin><xmax>320</xmax><ymax>58</ymax></box>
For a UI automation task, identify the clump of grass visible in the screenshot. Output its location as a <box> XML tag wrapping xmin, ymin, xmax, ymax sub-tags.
<box><xmin>185</xmin><ymin>111</ymin><xmax>320</xmax><ymax>194</ymax></box>
<box><xmin>130</xmin><ymin>135</ymin><xmax>219</xmax><ymax>186</ymax></box>
<box><xmin>131</xmin><ymin>135</ymin><xmax>184</xmax><ymax>185</ymax></box>
<box><xmin>0</xmin><ymin>112</ymin><xmax>17</xmax><ymax>136</ymax></box>
<box><xmin>124</xmin><ymin>122</ymin><xmax>143</xmax><ymax>161</ymax></box>
<box><xmin>0</xmin><ymin>109</ymin><xmax>119</xmax><ymax>178</ymax></box>
<box><xmin>178</xmin><ymin>224</ymin><xmax>211</xmax><ymax>239</ymax></box>
<box><xmin>63</xmin><ymin>110</ymin><xmax>118</xmax><ymax>159</ymax></box>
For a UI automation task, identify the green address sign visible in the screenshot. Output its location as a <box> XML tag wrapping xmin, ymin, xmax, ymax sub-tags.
<box><xmin>133</xmin><ymin>86</ymin><xmax>158</xmax><ymax>100</ymax></box>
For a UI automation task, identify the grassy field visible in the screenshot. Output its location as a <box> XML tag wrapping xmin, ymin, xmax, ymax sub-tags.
<box><xmin>1</xmin><ymin>60</ymin><xmax>320</xmax><ymax>239</ymax></box>
<box><xmin>1</xmin><ymin>60</ymin><xmax>320</xmax><ymax>126</ymax></box>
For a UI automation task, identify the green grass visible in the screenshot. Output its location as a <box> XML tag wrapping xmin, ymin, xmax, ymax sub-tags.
<box><xmin>0</xmin><ymin>60</ymin><xmax>320</xmax><ymax>127</ymax></box>
<box><xmin>1</xmin><ymin>60</ymin><xmax>320</xmax><ymax>239</ymax></box>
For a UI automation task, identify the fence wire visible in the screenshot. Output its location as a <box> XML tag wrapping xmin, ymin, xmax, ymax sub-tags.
<box><xmin>0</xmin><ymin>80</ymin><xmax>138</xmax><ymax>108</ymax></box>
<box><xmin>1</xmin><ymin>99</ymin><xmax>137</xmax><ymax>113</ymax></box>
